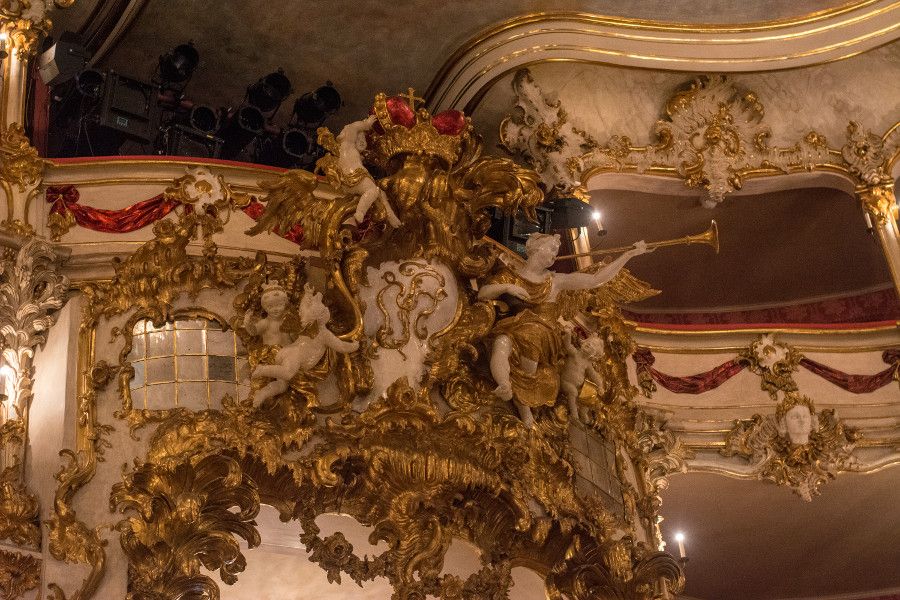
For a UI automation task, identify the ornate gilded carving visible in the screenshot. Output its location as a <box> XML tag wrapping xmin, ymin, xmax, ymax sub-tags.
<box><xmin>0</xmin><ymin>465</ymin><xmax>39</xmax><ymax>548</ymax></box>
<box><xmin>111</xmin><ymin>453</ymin><xmax>261</xmax><ymax>599</ymax></box>
<box><xmin>0</xmin><ymin>124</ymin><xmax>45</xmax><ymax>233</ymax></box>
<box><xmin>858</xmin><ymin>181</ymin><xmax>898</xmax><ymax>226</ymax></box>
<box><xmin>499</xmin><ymin>69</ymin><xmax>597</xmax><ymax>196</ymax></box>
<box><xmin>56</xmin><ymin>89</ymin><xmax>687</xmax><ymax>600</ymax></box>
<box><xmin>502</xmin><ymin>70</ymin><xmax>900</xmax><ymax>207</ymax></box>
<box><xmin>0</xmin><ymin>124</ymin><xmax>43</xmax><ymax>194</ymax></box>
<box><xmin>112</xmin><ymin>377</ymin><xmax>683</xmax><ymax>600</ymax></box>
<box><xmin>842</xmin><ymin>121</ymin><xmax>891</xmax><ymax>187</ymax></box>
<box><xmin>0</xmin><ymin>235</ymin><xmax>68</xmax><ymax>550</ymax></box>
<box><xmin>251</xmin><ymin>89</ymin><xmax>543</xmax><ymax>279</ymax></box>
<box><xmin>722</xmin><ymin>392</ymin><xmax>859</xmax><ymax>501</ymax></box>
<box><xmin>163</xmin><ymin>165</ymin><xmax>253</xmax><ymax>212</ymax></box>
<box><xmin>375</xmin><ymin>260</ymin><xmax>447</xmax><ymax>353</ymax></box>
<box><xmin>739</xmin><ymin>333</ymin><xmax>802</xmax><ymax>399</ymax></box>
<box><xmin>0</xmin><ymin>548</ymin><xmax>40</xmax><ymax>599</ymax></box>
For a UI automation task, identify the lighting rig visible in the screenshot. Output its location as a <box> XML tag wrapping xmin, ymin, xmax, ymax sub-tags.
<box><xmin>42</xmin><ymin>35</ymin><xmax>341</xmax><ymax>169</ymax></box>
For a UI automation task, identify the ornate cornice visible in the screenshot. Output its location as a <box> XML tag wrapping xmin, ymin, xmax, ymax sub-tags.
<box><xmin>426</xmin><ymin>3</ymin><xmax>900</xmax><ymax>111</ymax></box>
<box><xmin>500</xmin><ymin>70</ymin><xmax>900</xmax><ymax>206</ymax></box>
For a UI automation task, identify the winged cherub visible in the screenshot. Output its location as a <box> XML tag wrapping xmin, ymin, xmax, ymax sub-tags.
<box><xmin>560</xmin><ymin>330</ymin><xmax>606</xmax><ymax>421</ymax></box>
<box><xmin>251</xmin><ymin>284</ymin><xmax>359</xmax><ymax>404</ymax></box>
<box><xmin>477</xmin><ymin>233</ymin><xmax>649</xmax><ymax>428</ymax></box>
<box><xmin>320</xmin><ymin>115</ymin><xmax>401</xmax><ymax>228</ymax></box>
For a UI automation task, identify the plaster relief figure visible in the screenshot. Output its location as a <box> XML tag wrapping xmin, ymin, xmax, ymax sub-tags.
<box><xmin>319</xmin><ymin>115</ymin><xmax>402</xmax><ymax>228</ymax></box>
<box><xmin>242</xmin><ymin>281</ymin><xmax>294</xmax><ymax>347</ymax></box>
<box><xmin>251</xmin><ymin>284</ymin><xmax>358</xmax><ymax>404</ymax></box>
<box><xmin>778</xmin><ymin>401</ymin><xmax>817</xmax><ymax>446</ymax></box>
<box><xmin>478</xmin><ymin>233</ymin><xmax>648</xmax><ymax>427</ymax></box>
<box><xmin>561</xmin><ymin>330</ymin><xmax>606</xmax><ymax>421</ymax></box>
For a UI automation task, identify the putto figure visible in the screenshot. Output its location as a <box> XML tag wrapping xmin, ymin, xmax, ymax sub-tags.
<box><xmin>318</xmin><ymin>115</ymin><xmax>402</xmax><ymax>228</ymax></box>
<box><xmin>251</xmin><ymin>284</ymin><xmax>359</xmax><ymax>404</ymax></box>
<box><xmin>561</xmin><ymin>330</ymin><xmax>606</xmax><ymax>421</ymax></box>
<box><xmin>243</xmin><ymin>281</ymin><xmax>294</xmax><ymax>347</ymax></box>
<box><xmin>478</xmin><ymin>233</ymin><xmax>648</xmax><ymax>427</ymax></box>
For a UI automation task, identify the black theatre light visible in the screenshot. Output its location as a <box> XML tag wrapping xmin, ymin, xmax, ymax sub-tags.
<box><xmin>38</xmin><ymin>31</ymin><xmax>90</xmax><ymax>86</ymax></box>
<box><xmin>291</xmin><ymin>82</ymin><xmax>341</xmax><ymax>126</ymax></box>
<box><xmin>217</xmin><ymin>105</ymin><xmax>265</xmax><ymax>159</ymax></box>
<box><xmin>74</xmin><ymin>69</ymin><xmax>105</xmax><ymax>100</ymax></box>
<box><xmin>158</xmin><ymin>42</ymin><xmax>199</xmax><ymax>86</ymax></box>
<box><xmin>246</xmin><ymin>70</ymin><xmax>292</xmax><ymax>114</ymax></box>
<box><xmin>254</xmin><ymin>127</ymin><xmax>312</xmax><ymax>168</ymax></box>
<box><xmin>187</xmin><ymin>104</ymin><xmax>219</xmax><ymax>134</ymax></box>
<box><xmin>545</xmin><ymin>196</ymin><xmax>594</xmax><ymax>230</ymax></box>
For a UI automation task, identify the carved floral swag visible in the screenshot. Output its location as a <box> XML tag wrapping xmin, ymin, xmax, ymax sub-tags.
<box><xmin>46</xmin><ymin>184</ymin><xmax>304</xmax><ymax>243</ymax></box>
<box><xmin>633</xmin><ymin>347</ymin><xmax>900</xmax><ymax>395</ymax></box>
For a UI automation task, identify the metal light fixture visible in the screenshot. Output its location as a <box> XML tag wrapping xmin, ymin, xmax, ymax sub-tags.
<box><xmin>157</xmin><ymin>42</ymin><xmax>200</xmax><ymax>88</ymax></box>
<box><xmin>217</xmin><ymin>105</ymin><xmax>265</xmax><ymax>159</ymax></box>
<box><xmin>247</xmin><ymin>70</ymin><xmax>292</xmax><ymax>115</ymax></box>
<box><xmin>545</xmin><ymin>196</ymin><xmax>594</xmax><ymax>230</ymax></box>
<box><xmin>291</xmin><ymin>82</ymin><xmax>341</xmax><ymax>126</ymax></box>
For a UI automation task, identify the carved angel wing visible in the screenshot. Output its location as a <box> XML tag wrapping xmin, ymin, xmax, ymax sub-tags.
<box><xmin>452</xmin><ymin>156</ymin><xmax>543</xmax><ymax>221</ymax></box>
<box><xmin>246</xmin><ymin>170</ymin><xmax>356</xmax><ymax>256</ymax></box>
<box><xmin>246</xmin><ymin>170</ymin><xmax>319</xmax><ymax>238</ymax></box>
<box><xmin>556</xmin><ymin>267</ymin><xmax>660</xmax><ymax>320</ymax></box>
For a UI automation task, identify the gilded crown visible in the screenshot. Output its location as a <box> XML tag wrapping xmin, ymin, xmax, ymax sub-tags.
<box><xmin>366</xmin><ymin>91</ymin><xmax>471</xmax><ymax>169</ymax></box>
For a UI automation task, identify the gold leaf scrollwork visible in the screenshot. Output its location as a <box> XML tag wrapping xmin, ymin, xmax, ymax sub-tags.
<box><xmin>0</xmin><ymin>124</ymin><xmax>44</xmax><ymax>193</ymax></box>
<box><xmin>111</xmin><ymin>454</ymin><xmax>262</xmax><ymax>599</ymax></box>
<box><xmin>0</xmin><ymin>548</ymin><xmax>40</xmax><ymax>598</ymax></box>
<box><xmin>375</xmin><ymin>260</ymin><xmax>447</xmax><ymax>353</ymax></box>
<box><xmin>739</xmin><ymin>333</ymin><xmax>802</xmax><ymax>399</ymax></box>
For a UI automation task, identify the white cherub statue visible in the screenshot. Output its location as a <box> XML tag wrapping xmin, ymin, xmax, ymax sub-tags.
<box><xmin>243</xmin><ymin>281</ymin><xmax>294</xmax><ymax>347</ymax></box>
<box><xmin>327</xmin><ymin>115</ymin><xmax>401</xmax><ymax>228</ymax></box>
<box><xmin>560</xmin><ymin>330</ymin><xmax>606</xmax><ymax>421</ymax></box>
<box><xmin>251</xmin><ymin>284</ymin><xmax>359</xmax><ymax>404</ymax></box>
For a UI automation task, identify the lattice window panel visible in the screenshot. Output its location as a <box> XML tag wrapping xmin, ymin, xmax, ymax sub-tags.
<box><xmin>127</xmin><ymin>318</ymin><xmax>249</xmax><ymax>411</ymax></box>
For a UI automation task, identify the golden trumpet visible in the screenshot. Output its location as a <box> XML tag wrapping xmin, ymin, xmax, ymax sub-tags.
<box><xmin>556</xmin><ymin>220</ymin><xmax>719</xmax><ymax>260</ymax></box>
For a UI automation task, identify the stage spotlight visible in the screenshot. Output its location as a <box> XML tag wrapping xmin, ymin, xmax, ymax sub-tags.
<box><xmin>38</xmin><ymin>31</ymin><xmax>90</xmax><ymax>86</ymax></box>
<box><xmin>74</xmin><ymin>69</ymin><xmax>105</xmax><ymax>99</ymax></box>
<box><xmin>292</xmin><ymin>82</ymin><xmax>341</xmax><ymax>126</ymax></box>
<box><xmin>158</xmin><ymin>42</ymin><xmax>199</xmax><ymax>86</ymax></box>
<box><xmin>246</xmin><ymin>70</ymin><xmax>292</xmax><ymax>114</ymax></box>
<box><xmin>254</xmin><ymin>128</ymin><xmax>311</xmax><ymax>168</ymax></box>
<box><xmin>187</xmin><ymin>104</ymin><xmax>219</xmax><ymax>133</ymax></box>
<box><xmin>217</xmin><ymin>105</ymin><xmax>265</xmax><ymax>159</ymax></box>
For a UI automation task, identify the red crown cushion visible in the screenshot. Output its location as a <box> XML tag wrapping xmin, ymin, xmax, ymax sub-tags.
<box><xmin>431</xmin><ymin>110</ymin><xmax>466</xmax><ymax>135</ymax></box>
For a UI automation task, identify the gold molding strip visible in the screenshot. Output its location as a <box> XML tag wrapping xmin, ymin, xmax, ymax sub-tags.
<box><xmin>426</xmin><ymin>3</ymin><xmax>900</xmax><ymax>111</ymax></box>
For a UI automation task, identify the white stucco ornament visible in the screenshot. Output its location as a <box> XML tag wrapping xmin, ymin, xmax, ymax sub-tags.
<box><xmin>250</xmin><ymin>283</ymin><xmax>358</xmax><ymax>404</ymax></box>
<box><xmin>359</xmin><ymin>259</ymin><xmax>458</xmax><ymax>400</ymax></box>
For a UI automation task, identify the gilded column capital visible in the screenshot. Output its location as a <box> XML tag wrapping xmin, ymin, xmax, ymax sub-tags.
<box><xmin>858</xmin><ymin>181</ymin><xmax>898</xmax><ymax>226</ymax></box>
<box><xmin>0</xmin><ymin>17</ymin><xmax>49</xmax><ymax>56</ymax></box>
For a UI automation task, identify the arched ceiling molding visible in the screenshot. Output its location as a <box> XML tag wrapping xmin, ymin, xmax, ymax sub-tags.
<box><xmin>497</xmin><ymin>70</ymin><xmax>899</xmax><ymax>207</ymax></box>
<box><xmin>426</xmin><ymin>2</ymin><xmax>900</xmax><ymax>113</ymax></box>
